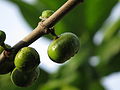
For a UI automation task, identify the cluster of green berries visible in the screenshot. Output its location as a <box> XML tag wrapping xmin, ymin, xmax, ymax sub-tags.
<box><xmin>0</xmin><ymin>10</ymin><xmax>80</xmax><ymax>87</ymax></box>
<box><xmin>11</xmin><ymin>47</ymin><xmax>40</xmax><ymax>87</ymax></box>
<box><xmin>0</xmin><ymin>30</ymin><xmax>40</xmax><ymax>87</ymax></box>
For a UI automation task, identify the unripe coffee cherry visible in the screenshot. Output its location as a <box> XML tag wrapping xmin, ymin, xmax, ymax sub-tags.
<box><xmin>40</xmin><ymin>10</ymin><xmax>54</xmax><ymax>20</ymax></box>
<box><xmin>11</xmin><ymin>67</ymin><xmax>40</xmax><ymax>87</ymax></box>
<box><xmin>14</xmin><ymin>47</ymin><xmax>40</xmax><ymax>72</ymax></box>
<box><xmin>0</xmin><ymin>30</ymin><xmax>6</xmax><ymax>45</ymax></box>
<box><xmin>47</xmin><ymin>32</ymin><xmax>80</xmax><ymax>63</ymax></box>
<box><xmin>0</xmin><ymin>45</ymin><xmax>14</xmax><ymax>74</ymax></box>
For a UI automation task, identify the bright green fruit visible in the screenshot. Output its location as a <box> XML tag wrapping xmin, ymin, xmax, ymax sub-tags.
<box><xmin>14</xmin><ymin>47</ymin><xmax>40</xmax><ymax>72</ymax></box>
<box><xmin>0</xmin><ymin>30</ymin><xmax>6</xmax><ymax>45</ymax></box>
<box><xmin>0</xmin><ymin>45</ymin><xmax>14</xmax><ymax>74</ymax></box>
<box><xmin>48</xmin><ymin>32</ymin><xmax>80</xmax><ymax>63</ymax></box>
<box><xmin>11</xmin><ymin>67</ymin><xmax>40</xmax><ymax>87</ymax></box>
<box><xmin>40</xmin><ymin>10</ymin><xmax>54</xmax><ymax>19</ymax></box>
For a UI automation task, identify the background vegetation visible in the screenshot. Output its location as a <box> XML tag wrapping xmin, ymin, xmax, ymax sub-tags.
<box><xmin>0</xmin><ymin>0</ymin><xmax>120</xmax><ymax>90</ymax></box>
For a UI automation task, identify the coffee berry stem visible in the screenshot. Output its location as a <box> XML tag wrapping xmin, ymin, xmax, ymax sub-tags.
<box><xmin>0</xmin><ymin>0</ymin><xmax>83</xmax><ymax>59</ymax></box>
<box><xmin>48</xmin><ymin>27</ymin><xmax>59</xmax><ymax>39</ymax></box>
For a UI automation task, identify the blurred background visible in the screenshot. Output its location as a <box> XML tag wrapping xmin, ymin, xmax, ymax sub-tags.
<box><xmin>0</xmin><ymin>0</ymin><xmax>120</xmax><ymax>90</ymax></box>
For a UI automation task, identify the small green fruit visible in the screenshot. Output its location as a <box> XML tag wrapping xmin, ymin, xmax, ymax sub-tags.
<box><xmin>47</xmin><ymin>32</ymin><xmax>80</xmax><ymax>63</ymax></box>
<box><xmin>14</xmin><ymin>47</ymin><xmax>40</xmax><ymax>72</ymax></box>
<box><xmin>11</xmin><ymin>67</ymin><xmax>40</xmax><ymax>87</ymax></box>
<box><xmin>0</xmin><ymin>30</ymin><xmax>6</xmax><ymax>45</ymax></box>
<box><xmin>40</xmin><ymin>10</ymin><xmax>54</xmax><ymax>20</ymax></box>
<box><xmin>0</xmin><ymin>45</ymin><xmax>14</xmax><ymax>74</ymax></box>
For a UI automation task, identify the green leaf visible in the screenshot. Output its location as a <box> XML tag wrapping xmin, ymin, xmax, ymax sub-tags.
<box><xmin>88</xmin><ymin>81</ymin><xmax>105</xmax><ymax>90</ymax></box>
<box><xmin>0</xmin><ymin>74</ymin><xmax>15</xmax><ymax>90</ymax></box>
<box><xmin>96</xmin><ymin>34</ymin><xmax>120</xmax><ymax>76</ymax></box>
<box><xmin>35</xmin><ymin>0</ymin><xmax>66</xmax><ymax>10</ymax></box>
<box><xmin>102</xmin><ymin>19</ymin><xmax>120</xmax><ymax>41</ymax></box>
<box><xmin>97</xmin><ymin>51</ymin><xmax>120</xmax><ymax>76</ymax></box>
<box><xmin>97</xmin><ymin>34</ymin><xmax>120</xmax><ymax>64</ymax></box>
<box><xmin>9</xmin><ymin>0</ymin><xmax>42</xmax><ymax>29</ymax></box>
<box><xmin>85</xmin><ymin>0</ymin><xmax>118</xmax><ymax>36</ymax></box>
<box><xmin>107</xmin><ymin>51</ymin><xmax>120</xmax><ymax>74</ymax></box>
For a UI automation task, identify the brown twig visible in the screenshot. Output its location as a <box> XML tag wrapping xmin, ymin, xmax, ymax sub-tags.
<box><xmin>0</xmin><ymin>0</ymin><xmax>83</xmax><ymax>59</ymax></box>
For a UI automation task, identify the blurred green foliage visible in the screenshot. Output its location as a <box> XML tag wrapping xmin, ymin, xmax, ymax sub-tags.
<box><xmin>0</xmin><ymin>0</ymin><xmax>120</xmax><ymax>90</ymax></box>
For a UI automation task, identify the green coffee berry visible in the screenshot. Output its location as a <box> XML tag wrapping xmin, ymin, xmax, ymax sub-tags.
<box><xmin>40</xmin><ymin>10</ymin><xmax>54</xmax><ymax>20</ymax></box>
<box><xmin>14</xmin><ymin>47</ymin><xmax>40</xmax><ymax>72</ymax></box>
<box><xmin>0</xmin><ymin>45</ymin><xmax>14</xmax><ymax>74</ymax></box>
<box><xmin>0</xmin><ymin>30</ymin><xmax>6</xmax><ymax>45</ymax></box>
<box><xmin>11</xmin><ymin>67</ymin><xmax>40</xmax><ymax>87</ymax></box>
<box><xmin>47</xmin><ymin>32</ymin><xmax>80</xmax><ymax>63</ymax></box>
